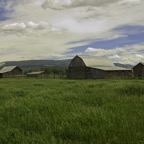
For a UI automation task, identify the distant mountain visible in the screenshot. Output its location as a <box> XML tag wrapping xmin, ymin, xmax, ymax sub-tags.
<box><xmin>0</xmin><ymin>59</ymin><xmax>71</xmax><ymax>72</ymax></box>
<box><xmin>114</xmin><ymin>63</ymin><xmax>134</xmax><ymax>69</ymax></box>
<box><xmin>0</xmin><ymin>59</ymin><xmax>134</xmax><ymax>72</ymax></box>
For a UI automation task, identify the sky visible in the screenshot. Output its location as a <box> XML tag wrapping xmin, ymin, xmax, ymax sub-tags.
<box><xmin>0</xmin><ymin>0</ymin><xmax>144</xmax><ymax>64</ymax></box>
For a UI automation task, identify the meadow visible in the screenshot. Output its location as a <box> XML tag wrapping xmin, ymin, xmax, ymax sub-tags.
<box><xmin>0</xmin><ymin>78</ymin><xmax>144</xmax><ymax>144</ymax></box>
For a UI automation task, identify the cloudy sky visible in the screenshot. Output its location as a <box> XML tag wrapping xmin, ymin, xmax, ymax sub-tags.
<box><xmin>0</xmin><ymin>0</ymin><xmax>144</xmax><ymax>64</ymax></box>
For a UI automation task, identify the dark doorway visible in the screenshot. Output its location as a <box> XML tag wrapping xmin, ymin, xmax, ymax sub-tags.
<box><xmin>0</xmin><ymin>74</ymin><xmax>3</xmax><ymax>78</ymax></box>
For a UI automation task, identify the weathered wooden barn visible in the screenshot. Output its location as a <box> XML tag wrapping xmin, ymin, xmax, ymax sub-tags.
<box><xmin>0</xmin><ymin>66</ymin><xmax>22</xmax><ymax>78</ymax></box>
<box><xmin>67</xmin><ymin>55</ymin><xmax>132</xmax><ymax>79</ymax></box>
<box><xmin>27</xmin><ymin>71</ymin><xmax>45</xmax><ymax>78</ymax></box>
<box><xmin>133</xmin><ymin>62</ymin><xmax>144</xmax><ymax>78</ymax></box>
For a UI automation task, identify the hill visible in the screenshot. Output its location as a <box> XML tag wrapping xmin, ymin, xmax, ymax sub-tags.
<box><xmin>114</xmin><ymin>63</ymin><xmax>133</xmax><ymax>68</ymax></box>
<box><xmin>0</xmin><ymin>59</ymin><xmax>71</xmax><ymax>72</ymax></box>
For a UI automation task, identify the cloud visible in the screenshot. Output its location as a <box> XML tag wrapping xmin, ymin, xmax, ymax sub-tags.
<box><xmin>0</xmin><ymin>29</ymin><xmax>88</xmax><ymax>62</ymax></box>
<box><xmin>84</xmin><ymin>43</ymin><xmax>144</xmax><ymax>64</ymax></box>
<box><xmin>118</xmin><ymin>0</ymin><xmax>142</xmax><ymax>5</ymax></box>
<box><xmin>0</xmin><ymin>21</ymin><xmax>64</xmax><ymax>36</ymax></box>
<box><xmin>41</xmin><ymin>0</ymin><xmax>142</xmax><ymax>9</ymax></box>
<box><xmin>136</xmin><ymin>54</ymin><xmax>144</xmax><ymax>58</ymax></box>
<box><xmin>41</xmin><ymin>0</ymin><xmax>116</xmax><ymax>9</ymax></box>
<box><xmin>2</xmin><ymin>23</ymin><xmax>26</xmax><ymax>30</ymax></box>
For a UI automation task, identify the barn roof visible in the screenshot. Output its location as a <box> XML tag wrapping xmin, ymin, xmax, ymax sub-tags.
<box><xmin>93</xmin><ymin>66</ymin><xmax>132</xmax><ymax>71</ymax></box>
<box><xmin>0</xmin><ymin>66</ymin><xmax>17</xmax><ymax>74</ymax></box>
<box><xmin>140</xmin><ymin>62</ymin><xmax>144</xmax><ymax>65</ymax></box>
<box><xmin>76</xmin><ymin>55</ymin><xmax>131</xmax><ymax>71</ymax></box>
<box><xmin>78</xmin><ymin>55</ymin><xmax>115</xmax><ymax>67</ymax></box>
<box><xmin>133</xmin><ymin>62</ymin><xmax>144</xmax><ymax>69</ymax></box>
<box><xmin>27</xmin><ymin>71</ymin><xmax>44</xmax><ymax>75</ymax></box>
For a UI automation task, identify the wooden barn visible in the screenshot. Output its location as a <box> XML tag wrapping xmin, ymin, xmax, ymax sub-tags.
<box><xmin>133</xmin><ymin>62</ymin><xmax>144</xmax><ymax>78</ymax></box>
<box><xmin>67</xmin><ymin>55</ymin><xmax>132</xmax><ymax>79</ymax></box>
<box><xmin>0</xmin><ymin>66</ymin><xmax>22</xmax><ymax>78</ymax></box>
<box><xmin>27</xmin><ymin>71</ymin><xmax>45</xmax><ymax>78</ymax></box>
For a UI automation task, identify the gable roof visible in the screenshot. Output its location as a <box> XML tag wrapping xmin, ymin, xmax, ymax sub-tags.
<box><xmin>140</xmin><ymin>62</ymin><xmax>144</xmax><ymax>65</ymax></box>
<box><xmin>133</xmin><ymin>62</ymin><xmax>144</xmax><ymax>69</ymax></box>
<box><xmin>0</xmin><ymin>66</ymin><xmax>18</xmax><ymax>74</ymax></box>
<box><xmin>76</xmin><ymin>55</ymin><xmax>131</xmax><ymax>71</ymax></box>
<box><xmin>78</xmin><ymin>55</ymin><xmax>115</xmax><ymax>67</ymax></box>
<box><xmin>93</xmin><ymin>66</ymin><xmax>132</xmax><ymax>71</ymax></box>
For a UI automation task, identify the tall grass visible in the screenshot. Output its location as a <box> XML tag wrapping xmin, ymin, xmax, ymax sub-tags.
<box><xmin>0</xmin><ymin>78</ymin><xmax>144</xmax><ymax>144</ymax></box>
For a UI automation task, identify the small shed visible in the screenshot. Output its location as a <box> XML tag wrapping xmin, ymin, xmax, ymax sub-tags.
<box><xmin>67</xmin><ymin>55</ymin><xmax>132</xmax><ymax>79</ymax></box>
<box><xmin>0</xmin><ymin>66</ymin><xmax>22</xmax><ymax>78</ymax></box>
<box><xmin>133</xmin><ymin>62</ymin><xmax>144</xmax><ymax>78</ymax></box>
<box><xmin>27</xmin><ymin>71</ymin><xmax>45</xmax><ymax>78</ymax></box>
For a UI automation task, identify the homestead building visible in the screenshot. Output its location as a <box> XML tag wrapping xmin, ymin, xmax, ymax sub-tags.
<box><xmin>133</xmin><ymin>62</ymin><xmax>144</xmax><ymax>78</ymax></box>
<box><xmin>27</xmin><ymin>71</ymin><xmax>45</xmax><ymax>78</ymax></box>
<box><xmin>67</xmin><ymin>55</ymin><xmax>132</xmax><ymax>79</ymax></box>
<box><xmin>0</xmin><ymin>66</ymin><xmax>22</xmax><ymax>78</ymax></box>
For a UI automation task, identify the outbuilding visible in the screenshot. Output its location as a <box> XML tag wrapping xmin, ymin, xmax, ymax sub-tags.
<box><xmin>67</xmin><ymin>55</ymin><xmax>132</xmax><ymax>79</ymax></box>
<box><xmin>27</xmin><ymin>71</ymin><xmax>45</xmax><ymax>78</ymax></box>
<box><xmin>133</xmin><ymin>62</ymin><xmax>144</xmax><ymax>78</ymax></box>
<box><xmin>0</xmin><ymin>66</ymin><xmax>22</xmax><ymax>78</ymax></box>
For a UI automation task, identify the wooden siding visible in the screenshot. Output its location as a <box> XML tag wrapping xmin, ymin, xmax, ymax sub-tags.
<box><xmin>68</xmin><ymin>67</ymin><xmax>103</xmax><ymax>79</ymax></box>
<box><xmin>105</xmin><ymin>70</ymin><xmax>132</xmax><ymax>78</ymax></box>
<box><xmin>133</xmin><ymin>63</ymin><xmax>144</xmax><ymax>78</ymax></box>
<box><xmin>91</xmin><ymin>68</ymin><xmax>105</xmax><ymax>79</ymax></box>
<box><xmin>68</xmin><ymin>67</ymin><xmax>87</xmax><ymax>79</ymax></box>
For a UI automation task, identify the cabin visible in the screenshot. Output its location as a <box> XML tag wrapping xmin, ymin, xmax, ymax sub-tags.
<box><xmin>27</xmin><ymin>71</ymin><xmax>45</xmax><ymax>78</ymax></box>
<box><xmin>0</xmin><ymin>66</ymin><xmax>22</xmax><ymax>78</ymax></box>
<box><xmin>67</xmin><ymin>55</ymin><xmax>132</xmax><ymax>79</ymax></box>
<box><xmin>133</xmin><ymin>62</ymin><xmax>144</xmax><ymax>78</ymax></box>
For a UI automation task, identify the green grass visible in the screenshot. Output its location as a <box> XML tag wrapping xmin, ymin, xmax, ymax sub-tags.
<box><xmin>0</xmin><ymin>78</ymin><xmax>144</xmax><ymax>144</ymax></box>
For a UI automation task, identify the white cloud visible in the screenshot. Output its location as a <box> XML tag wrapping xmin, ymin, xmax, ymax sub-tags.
<box><xmin>41</xmin><ymin>0</ymin><xmax>121</xmax><ymax>9</ymax></box>
<box><xmin>41</xmin><ymin>0</ymin><xmax>144</xmax><ymax>10</ymax></box>
<box><xmin>84</xmin><ymin>43</ymin><xmax>144</xmax><ymax>64</ymax></box>
<box><xmin>136</xmin><ymin>54</ymin><xmax>144</xmax><ymax>58</ymax></box>
<box><xmin>102</xmin><ymin>34</ymin><xmax>127</xmax><ymax>41</ymax></box>
<box><xmin>1</xmin><ymin>21</ymin><xmax>49</xmax><ymax>30</ymax></box>
<box><xmin>0</xmin><ymin>21</ymin><xmax>64</xmax><ymax>36</ymax></box>
<box><xmin>118</xmin><ymin>0</ymin><xmax>142</xmax><ymax>5</ymax></box>
<box><xmin>2</xmin><ymin>23</ymin><xmax>26</xmax><ymax>30</ymax></box>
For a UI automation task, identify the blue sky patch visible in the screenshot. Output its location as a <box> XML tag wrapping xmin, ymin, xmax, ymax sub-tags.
<box><xmin>66</xmin><ymin>25</ymin><xmax>144</xmax><ymax>54</ymax></box>
<box><xmin>0</xmin><ymin>6</ymin><xmax>11</xmax><ymax>21</ymax></box>
<box><xmin>114</xmin><ymin>25</ymin><xmax>144</xmax><ymax>35</ymax></box>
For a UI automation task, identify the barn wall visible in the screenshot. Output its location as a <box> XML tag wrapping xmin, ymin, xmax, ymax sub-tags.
<box><xmin>105</xmin><ymin>70</ymin><xmax>132</xmax><ymax>78</ymax></box>
<box><xmin>85</xmin><ymin>67</ymin><xmax>93</xmax><ymax>79</ymax></box>
<box><xmin>133</xmin><ymin>63</ymin><xmax>144</xmax><ymax>78</ymax></box>
<box><xmin>68</xmin><ymin>67</ymin><xmax>132</xmax><ymax>79</ymax></box>
<box><xmin>91</xmin><ymin>68</ymin><xmax>105</xmax><ymax>79</ymax></box>
<box><xmin>68</xmin><ymin>67</ymin><xmax>87</xmax><ymax>79</ymax></box>
<box><xmin>68</xmin><ymin>67</ymin><xmax>106</xmax><ymax>79</ymax></box>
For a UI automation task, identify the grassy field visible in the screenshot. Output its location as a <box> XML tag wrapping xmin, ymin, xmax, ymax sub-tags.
<box><xmin>0</xmin><ymin>78</ymin><xmax>144</xmax><ymax>144</ymax></box>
